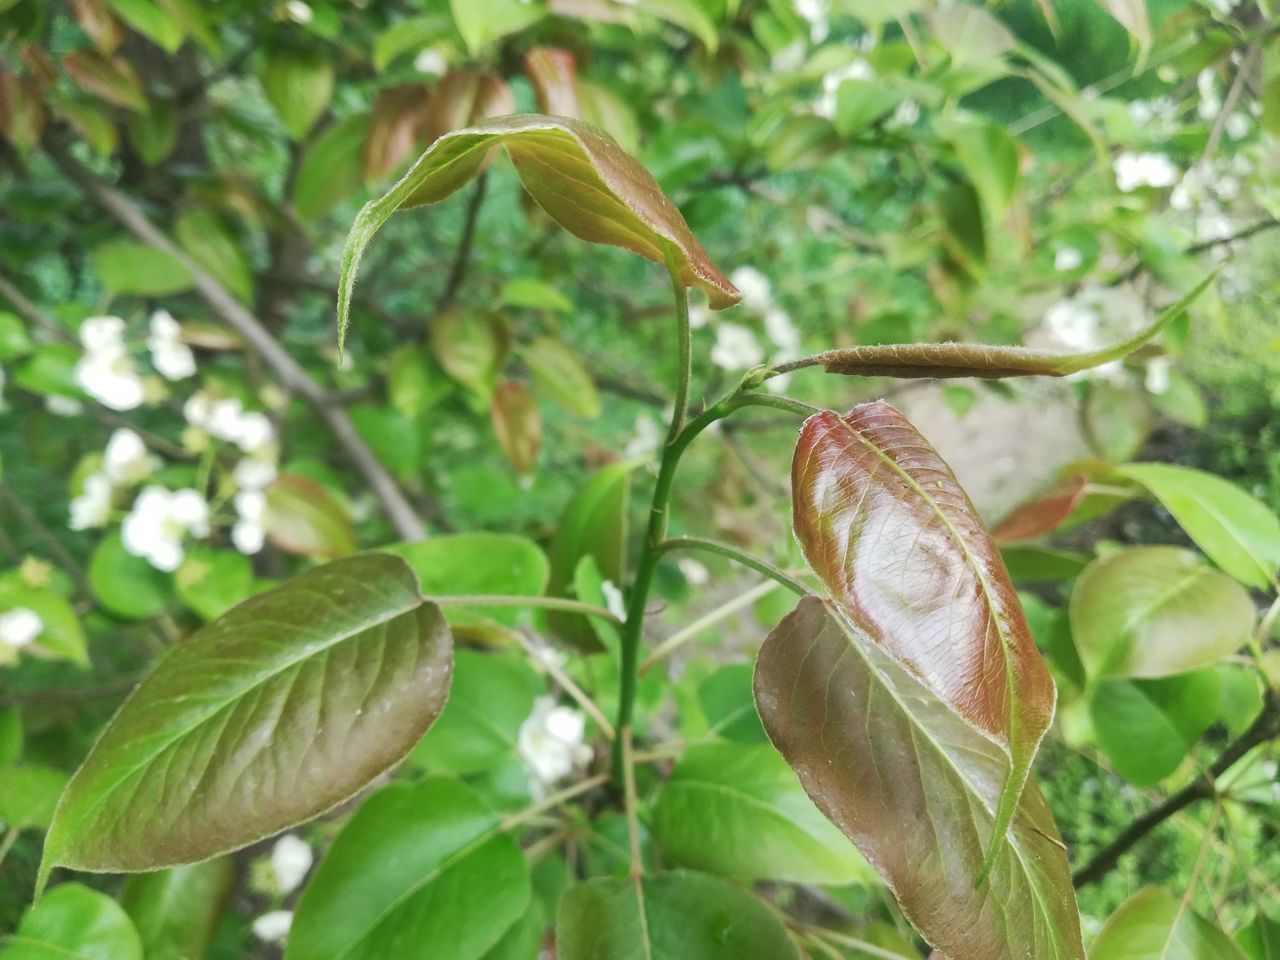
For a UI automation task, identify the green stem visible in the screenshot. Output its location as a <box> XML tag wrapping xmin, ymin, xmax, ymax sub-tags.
<box><xmin>425</xmin><ymin>594</ymin><xmax>621</xmax><ymax>623</ymax></box>
<box><xmin>663</xmin><ymin>244</ymin><xmax>692</xmax><ymax>445</ymax></box>
<box><xmin>0</xmin><ymin>826</ymin><xmax>18</xmax><ymax>872</ymax></box>
<box><xmin>654</xmin><ymin>537</ymin><xmax>809</xmax><ymax>596</ymax></box>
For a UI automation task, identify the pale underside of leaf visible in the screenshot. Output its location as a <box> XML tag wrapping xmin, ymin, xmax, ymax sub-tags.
<box><xmin>338</xmin><ymin>114</ymin><xmax>741</xmax><ymax>350</ymax></box>
<box><xmin>754</xmin><ymin>598</ymin><xmax>1083</xmax><ymax>960</ymax></box>
<box><xmin>40</xmin><ymin>556</ymin><xmax>452</xmax><ymax>887</ymax></box>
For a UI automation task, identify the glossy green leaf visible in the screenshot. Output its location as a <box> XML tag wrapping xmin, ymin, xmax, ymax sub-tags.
<box><xmin>450</xmin><ymin>0</ymin><xmax>544</xmax><ymax>54</ymax></box>
<box><xmin>39</xmin><ymin>555</ymin><xmax>452</xmax><ymax>887</ymax></box>
<box><xmin>92</xmin><ymin>238</ymin><xmax>194</xmax><ymax>296</ymax></box>
<box><xmin>0</xmin><ymin>580</ymin><xmax>88</xmax><ymax>666</ymax></box>
<box><xmin>754</xmin><ymin>598</ymin><xmax>1083</xmax><ymax>960</ymax></box>
<box><xmin>1090</xmin><ymin>887</ymin><xmax>1246</xmax><ymax>960</ymax></box>
<box><xmin>410</xmin><ymin>649</ymin><xmax>539</xmax><ymax>774</ymax></box>
<box><xmin>1071</xmin><ymin>547</ymin><xmax>1255</xmax><ymax>680</ymax></box>
<box><xmin>121</xmin><ymin>859</ymin><xmax>234</xmax><ymax>960</ymax></box>
<box><xmin>547</xmin><ymin>460</ymin><xmax>637</xmax><ymax>650</ymax></box>
<box><xmin>264</xmin><ymin>473</ymin><xmax>357</xmax><ymax>558</ymax></box>
<box><xmin>1</xmin><ymin>883</ymin><xmax>142</xmax><ymax>960</ymax></box>
<box><xmin>383</xmin><ymin>532</ymin><xmax>550</xmax><ymax>628</ymax></box>
<box><xmin>482</xmin><ymin>897</ymin><xmax>546</xmax><ymax>960</ymax></box>
<box><xmin>652</xmin><ymin>742</ymin><xmax>869</xmax><ymax>884</ymax></box>
<box><xmin>262</xmin><ymin>48</ymin><xmax>334</xmax><ymax>139</ymax></box>
<box><xmin>523</xmin><ymin>337</ymin><xmax>602</xmax><ymax>419</ymax></box>
<box><xmin>556</xmin><ymin>870</ymin><xmax>802</xmax><ymax>960</ymax></box>
<box><xmin>286</xmin><ymin>778</ymin><xmax>530</xmax><ymax>960</ymax></box>
<box><xmin>338</xmin><ymin>115</ymin><xmax>742</xmax><ymax>350</ymax></box>
<box><xmin>1237</xmin><ymin>912</ymin><xmax>1280</xmax><ymax>960</ymax></box>
<box><xmin>1084</xmin><ymin>381</ymin><xmax>1151</xmax><ymax>463</ymax></box>
<box><xmin>0</xmin><ymin>765</ymin><xmax>69</xmax><ymax>830</ymax></box>
<box><xmin>803</xmin><ymin>275</ymin><xmax>1213</xmax><ymax>380</ymax></box>
<box><xmin>697</xmin><ymin>663</ymin><xmax>767</xmax><ymax>743</ymax></box>
<box><xmin>1089</xmin><ymin>672</ymin><xmax>1220</xmax><ymax>785</ymax></box>
<box><xmin>88</xmin><ymin>531</ymin><xmax>172</xmax><ymax>621</ymax></box>
<box><xmin>1117</xmin><ymin>463</ymin><xmax>1280</xmax><ymax>589</ymax></box>
<box><xmin>294</xmin><ymin>114</ymin><xmax>370</xmax><ymax>221</ymax></box>
<box><xmin>175</xmin><ymin>547</ymin><xmax>254</xmax><ymax>621</ymax></box>
<box><xmin>792</xmin><ymin>402</ymin><xmax>1056</xmax><ymax>881</ymax></box>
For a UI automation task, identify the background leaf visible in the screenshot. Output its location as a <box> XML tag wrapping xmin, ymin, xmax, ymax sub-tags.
<box><xmin>1</xmin><ymin>884</ymin><xmax>143</xmax><ymax>960</ymax></box>
<box><xmin>1090</xmin><ymin>887</ymin><xmax>1246</xmax><ymax>960</ymax></box>
<box><xmin>120</xmin><ymin>859</ymin><xmax>234</xmax><ymax>960</ymax></box>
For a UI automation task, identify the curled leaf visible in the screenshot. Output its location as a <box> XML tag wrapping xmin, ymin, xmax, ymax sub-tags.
<box><xmin>338</xmin><ymin>114</ymin><xmax>740</xmax><ymax>350</ymax></box>
<box><xmin>792</xmin><ymin>402</ymin><xmax>1056</xmax><ymax>880</ymax></box>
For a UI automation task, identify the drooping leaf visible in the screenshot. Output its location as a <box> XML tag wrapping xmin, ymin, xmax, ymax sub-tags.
<box><xmin>791</xmin><ymin>402</ymin><xmax>1056</xmax><ymax>880</ymax></box>
<box><xmin>523</xmin><ymin>337</ymin><xmax>601</xmax><ymax>419</ymax></box>
<box><xmin>362</xmin><ymin>84</ymin><xmax>429</xmax><ymax>183</ymax></box>
<box><xmin>1090</xmin><ymin>672</ymin><xmax>1220</xmax><ymax>785</ymax></box>
<box><xmin>799</xmin><ymin>274</ymin><xmax>1213</xmax><ymax>380</ymax></box>
<box><xmin>556</xmin><ymin>871</ymin><xmax>802</xmax><ymax>960</ymax></box>
<box><xmin>121</xmin><ymin>859</ymin><xmax>234</xmax><ymax>960</ymax></box>
<box><xmin>652</xmin><ymin>742</ymin><xmax>871</xmax><ymax>885</ymax></box>
<box><xmin>339</xmin><ymin>115</ymin><xmax>742</xmax><ymax>350</ymax></box>
<box><xmin>263</xmin><ymin>473</ymin><xmax>357</xmax><ymax>558</ymax></box>
<box><xmin>1090</xmin><ymin>887</ymin><xmax>1246</xmax><ymax>960</ymax></box>
<box><xmin>754</xmin><ymin>598</ymin><xmax>1083</xmax><ymax>960</ymax></box>
<box><xmin>39</xmin><ymin>555</ymin><xmax>452</xmax><ymax>888</ymax></box>
<box><xmin>286</xmin><ymin>778</ymin><xmax>530</xmax><ymax>960</ymax></box>
<box><xmin>1070</xmin><ymin>546</ymin><xmax>1255</xmax><ymax>680</ymax></box>
<box><xmin>1</xmin><ymin>884</ymin><xmax>143</xmax><ymax>960</ymax></box>
<box><xmin>262</xmin><ymin>48</ymin><xmax>334</xmax><ymax>140</ymax></box>
<box><xmin>491</xmin><ymin>380</ymin><xmax>542</xmax><ymax>475</ymax></box>
<box><xmin>63</xmin><ymin>51</ymin><xmax>147</xmax><ymax>112</ymax></box>
<box><xmin>174</xmin><ymin>208</ymin><xmax>254</xmax><ymax>304</ymax></box>
<box><xmin>382</xmin><ymin>532</ymin><xmax>550</xmax><ymax>628</ymax></box>
<box><xmin>125</xmin><ymin>98</ymin><xmax>177</xmax><ymax>165</ymax></box>
<box><xmin>294</xmin><ymin>113</ymin><xmax>370</xmax><ymax>221</ymax></box>
<box><xmin>1117</xmin><ymin>462</ymin><xmax>1280</xmax><ymax>590</ymax></box>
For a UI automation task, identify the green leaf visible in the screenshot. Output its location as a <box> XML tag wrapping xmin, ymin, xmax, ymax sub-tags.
<box><xmin>1070</xmin><ymin>547</ymin><xmax>1255</xmax><ymax>680</ymax></box>
<box><xmin>482</xmin><ymin>897</ymin><xmax>546</xmax><ymax>960</ymax></box>
<box><xmin>264</xmin><ymin>473</ymin><xmax>357</xmax><ymax>558</ymax></box>
<box><xmin>174</xmin><ymin>547</ymin><xmax>255</xmax><ymax>621</ymax></box>
<box><xmin>338</xmin><ymin>115</ymin><xmax>742</xmax><ymax>351</ymax></box>
<box><xmin>634</xmin><ymin>0</ymin><xmax>719</xmax><ymax>51</ymax></box>
<box><xmin>1117</xmin><ymin>463</ymin><xmax>1280</xmax><ymax>590</ymax></box>
<box><xmin>88</xmin><ymin>531</ymin><xmax>172</xmax><ymax>621</ymax></box>
<box><xmin>1002</xmin><ymin>545</ymin><xmax>1090</xmax><ymax>582</ymax></box>
<box><xmin>262</xmin><ymin>48</ymin><xmax>334</xmax><ymax>140</ymax></box>
<box><xmin>388</xmin><ymin>344</ymin><xmax>452</xmax><ymax>417</ymax></box>
<box><xmin>754</xmin><ymin>598</ymin><xmax>1084</xmax><ymax>960</ymax></box>
<box><xmin>64</xmin><ymin>51</ymin><xmax>147</xmax><ymax>112</ymax></box>
<box><xmin>833</xmin><ymin>79</ymin><xmax>902</xmax><ymax>138</ymax></box>
<box><xmin>430</xmin><ymin>309</ymin><xmax>511</xmax><ymax>403</ymax></box>
<box><xmin>410</xmin><ymin>649</ymin><xmax>539</xmax><ymax>774</ymax></box>
<box><xmin>928</xmin><ymin>6</ymin><xmax>1015</xmax><ymax>65</ymax></box>
<box><xmin>946</xmin><ymin>116</ymin><xmax>1019</xmax><ymax>220</ymax></box>
<box><xmin>556</xmin><ymin>870</ymin><xmax>802</xmax><ymax>960</ymax></box>
<box><xmin>350</xmin><ymin>403</ymin><xmax>422</xmax><ymax>482</ymax></box>
<box><xmin>0</xmin><ymin>580</ymin><xmax>88</xmax><ymax>666</ymax></box>
<box><xmin>294</xmin><ymin>114</ymin><xmax>370</xmax><ymax>221</ymax></box>
<box><xmin>1</xmin><ymin>884</ymin><xmax>143</xmax><ymax>960</ymax></box>
<box><xmin>0</xmin><ymin>765</ymin><xmax>69</xmax><ymax>830</ymax></box>
<box><xmin>501</xmin><ymin>278</ymin><xmax>574</xmax><ymax>314</ymax></box>
<box><xmin>286</xmin><ymin>778</ymin><xmax>530</xmax><ymax>960</ymax></box>
<box><xmin>697</xmin><ymin>663</ymin><xmax>767</xmax><ymax>743</ymax></box>
<box><xmin>125</xmin><ymin>99</ymin><xmax>178</xmax><ymax>166</ymax></box>
<box><xmin>39</xmin><ymin>556</ymin><xmax>452</xmax><ymax>887</ymax></box>
<box><xmin>175</xmin><ymin>208</ymin><xmax>254</xmax><ymax>304</ymax></box>
<box><xmin>450</xmin><ymin>0</ymin><xmax>544</xmax><ymax>53</ymax></box>
<box><xmin>382</xmin><ymin>532</ymin><xmax>550</xmax><ymax>628</ymax></box>
<box><xmin>92</xmin><ymin>238</ymin><xmax>194</xmax><ymax>296</ymax></box>
<box><xmin>1093</xmin><ymin>0</ymin><xmax>1151</xmax><ymax>51</ymax></box>
<box><xmin>806</xmin><ymin>274</ymin><xmax>1214</xmax><ymax>380</ymax></box>
<box><xmin>121</xmin><ymin>859</ymin><xmax>234</xmax><ymax>960</ymax></box>
<box><xmin>791</xmin><ymin>402</ymin><xmax>1056</xmax><ymax>883</ymax></box>
<box><xmin>1089</xmin><ymin>673</ymin><xmax>1219</xmax><ymax>785</ymax></box>
<box><xmin>523</xmin><ymin>337</ymin><xmax>602</xmax><ymax>419</ymax></box>
<box><xmin>1237</xmin><ymin>912</ymin><xmax>1280</xmax><ymax>960</ymax></box>
<box><xmin>1090</xmin><ymin>887</ymin><xmax>1246</xmax><ymax>960</ymax></box>
<box><xmin>652</xmin><ymin>742</ymin><xmax>870</xmax><ymax>884</ymax></box>
<box><xmin>372</xmin><ymin>16</ymin><xmax>452</xmax><ymax>71</ymax></box>
<box><xmin>0</xmin><ymin>311</ymin><xmax>33</xmax><ymax>361</ymax></box>
<box><xmin>547</xmin><ymin>460</ymin><xmax>637</xmax><ymax>651</ymax></box>
<box><xmin>107</xmin><ymin>0</ymin><xmax>184</xmax><ymax>52</ymax></box>
<box><xmin>492</xmin><ymin>381</ymin><xmax>542</xmax><ymax>475</ymax></box>
<box><xmin>0</xmin><ymin>708</ymin><xmax>21</xmax><ymax>765</ymax></box>
<box><xmin>1083</xmin><ymin>381</ymin><xmax>1150</xmax><ymax>463</ymax></box>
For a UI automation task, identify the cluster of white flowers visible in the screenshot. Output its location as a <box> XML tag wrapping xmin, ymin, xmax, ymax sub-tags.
<box><xmin>75</xmin><ymin>316</ymin><xmax>145</xmax><ymax>411</ymax></box>
<box><xmin>1127</xmin><ymin>97</ymin><xmax>1177</xmax><ymax>132</ymax></box>
<box><xmin>1112</xmin><ymin>152</ymin><xmax>1179</xmax><ymax>192</ymax></box>
<box><xmin>183</xmin><ymin>391</ymin><xmax>275</xmax><ymax>453</ymax></box>
<box><xmin>69</xmin><ymin>428</ymin><xmax>158</xmax><ymax>530</ymax></box>
<box><xmin>0</xmin><ymin>607</ymin><xmax>42</xmax><ymax>650</ymax></box>
<box><xmin>1054</xmin><ymin>246</ymin><xmax>1083</xmax><ymax>272</ymax></box>
<box><xmin>414</xmin><ymin>48</ymin><xmax>447</xmax><ymax>76</ymax></box>
<box><xmin>710</xmin><ymin>323</ymin><xmax>766</xmax><ymax>371</ymax></box>
<box><xmin>121</xmin><ymin>486</ymin><xmax>210</xmax><ymax>572</ymax></box>
<box><xmin>712</xmin><ymin>266</ymin><xmax>803</xmax><ymax>393</ymax></box>
<box><xmin>253</xmin><ymin>910</ymin><xmax>293</xmax><ymax>944</ymax></box>
<box><xmin>146</xmin><ymin>310</ymin><xmax>196</xmax><ymax>381</ymax></box>
<box><xmin>1042</xmin><ymin>284</ymin><xmax>1150</xmax><ymax>382</ymax></box>
<box><xmin>623</xmin><ymin>413</ymin><xmax>662</xmax><ymax>459</ymax></box>
<box><xmin>793</xmin><ymin>0</ymin><xmax>829</xmax><ymax>43</ymax></box>
<box><xmin>813</xmin><ymin>58</ymin><xmax>874</xmax><ymax>120</ymax></box>
<box><xmin>517</xmin><ymin>696</ymin><xmax>592</xmax><ymax>797</ymax></box>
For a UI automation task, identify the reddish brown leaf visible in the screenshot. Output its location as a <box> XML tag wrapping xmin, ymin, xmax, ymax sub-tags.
<box><xmin>64</xmin><ymin>50</ymin><xmax>147</xmax><ymax>112</ymax></box>
<box><xmin>491</xmin><ymin>380</ymin><xmax>542</xmax><ymax>475</ymax></box>
<box><xmin>791</xmin><ymin>402</ymin><xmax>1056</xmax><ymax>878</ymax></box>
<box><xmin>0</xmin><ymin>74</ymin><xmax>47</xmax><ymax>151</ymax></box>
<box><xmin>992</xmin><ymin>474</ymin><xmax>1088</xmax><ymax>544</ymax></box>
<box><xmin>363</xmin><ymin>84</ymin><xmax>431</xmax><ymax>183</ymax></box>
<box><xmin>755</xmin><ymin>598</ymin><xmax>1083</xmax><ymax>960</ymax></box>
<box><xmin>264</xmin><ymin>474</ymin><xmax>357</xmax><ymax>559</ymax></box>
<box><xmin>20</xmin><ymin>46</ymin><xmax>59</xmax><ymax>86</ymax></box>
<box><xmin>69</xmin><ymin>0</ymin><xmax>124</xmax><ymax>53</ymax></box>
<box><xmin>525</xmin><ymin>47</ymin><xmax>581</xmax><ymax>118</ymax></box>
<box><xmin>419</xmin><ymin>70</ymin><xmax>514</xmax><ymax>146</ymax></box>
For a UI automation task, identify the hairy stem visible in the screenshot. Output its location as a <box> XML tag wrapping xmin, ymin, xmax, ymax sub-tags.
<box><xmin>663</xmin><ymin>244</ymin><xmax>693</xmax><ymax>445</ymax></box>
<box><xmin>654</xmin><ymin>537</ymin><xmax>809</xmax><ymax>596</ymax></box>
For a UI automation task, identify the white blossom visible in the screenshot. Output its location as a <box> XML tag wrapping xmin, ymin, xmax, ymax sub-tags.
<box><xmin>771</xmin><ymin>40</ymin><xmax>806</xmax><ymax>73</ymax></box>
<box><xmin>232</xmin><ymin>489</ymin><xmax>267</xmax><ymax>555</ymax></box>
<box><xmin>102</xmin><ymin>429</ymin><xmax>157</xmax><ymax>486</ymax></box>
<box><xmin>252</xmin><ymin>911</ymin><xmax>293</xmax><ymax>944</ymax></box>
<box><xmin>75</xmin><ymin>316</ymin><xmax>146</xmax><ymax>411</ymax></box>
<box><xmin>1145</xmin><ymin>357</ymin><xmax>1171</xmax><ymax>395</ymax></box>
<box><xmin>623</xmin><ymin>414</ymin><xmax>661</xmax><ymax>459</ymax></box>
<box><xmin>269</xmin><ymin>835</ymin><xmax>313</xmax><ymax>895</ymax></box>
<box><xmin>814</xmin><ymin>59</ymin><xmax>874</xmax><ymax>119</ymax></box>
<box><xmin>45</xmin><ymin>394</ymin><xmax>84</xmax><ymax>417</ymax></box>
<box><xmin>1113</xmin><ymin>152</ymin><xmax>1179</xmax><ymax>192</ymax></box>
<box><xmin>184</xmin><ymin>391</ymin><xmax>276</xmax><ymax>453</ymax></box>
<box><xmin>414</xmin><ymin>48</ymin><xmax>447</xmax><ymax>76</ymax></box>
<box><xmin>687</xmin><ymin>301</ymin><xmax>713</xmax><ymax>330</ymax></box>
<box><xmin>79</xmin><ymin>316</ymin><xmax>126</xmax><ymax>353</ymax></box>
<box><xmin>677</xmin><ymin>557</ymin><xmax>710</xmax><ymax>586</ymax></box>
<box><xmin>600</xmin><ymin>580</ymin><xmax>627</xmax><ymax>622</ymax></box>
<box><xmin>0</xmin><ymin>608</ymin><xmax>42</xmax><ymax>648</ymax></box>
<box><xmin>121</xmin><ymin>486</ymin><xmax>210</xmax><ymax>572</ymax></box>
<box><xmin>889</xmin><ymin>99</ymin><xmax>920</xmax><ymax>128</ymax></box>
<box><xmin>1225</xmin><ymin>112</ymin><xmax>1249</xmax><ymax>140</ymax></box>
<box><xmin>1197</xmin><ymin>68</ymin><xmax>1220</xmax><ymax>120</ymax></box>
<box><xmin>517</xmin><ymin>697</ymin><xmax>591</xmax><ymax>793</ymax></box>
<box><xmin>1043</xmin><ymin>298</ymin><xmax>1098</xmax><ymax>352</ymax></box>
<box><xmin>728</xmin><ymin>266</ymin><xmax>773</xmax><ymax>315</ymax></box>
<box><xmin>233</xmin><ymin>457</ymin><xmax>278</xmax><ymax>491</ymax></box>
<box><xmin>710</xmin><ymin>323</ymin><xmax>765</xmax><ymax>370</ymax></box>
<box><xmin>1054</xmin><ymin>246</ymin><xmax>1083</xmax><ymax>272</ymax></box>
<box><xmin>793</xmin><ymin>0</ymin><xmax>829</xmax><ymax>43</ymax></box>
<box><xmin>69</xmin><ymin>473</ymin><xmax>113</xmax><ymax>530</ymax></box>
<box><xmin>284</xmin><ymin>0</ymin><xmax>313</xmax><ymax>23</ymax></box>
<box><xmin>147</xmin><ymin>310</ymin><xmax>196</xmax><ymax>381</ymax></box>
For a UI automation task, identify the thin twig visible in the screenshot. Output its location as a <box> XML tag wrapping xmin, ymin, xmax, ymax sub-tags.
<box><xmin>436</xmin><ymin>172</ymin><xmax>487</xmax><ymax>314</ymax></box>
<box><xmin>43</xmin><ymin>135</ymin><xmax>429</xmax><ymax>540</ymax></box>
<box><xmin>425</xmin><ymin>594</ymin><xmax>620</xmax><ymax>623</ymax></box>
<box><xmin>655</xmin><ymin>537</ymin><xmax>810</xmax><ymax>597</ymax></box>
<box><xmin>509</xmin><ymin>629</ymin><xmax>616</xmax><ymax>740</ymax></box>
<box><xmin>1201</xmin><ymin>42</ymin><xmax>1257</xmax><ymax>167</ymax></box>
<box><xmin>640</xmin><ymin>579</ymin><xmax>780</xmax><ymax>674</ymax></box>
